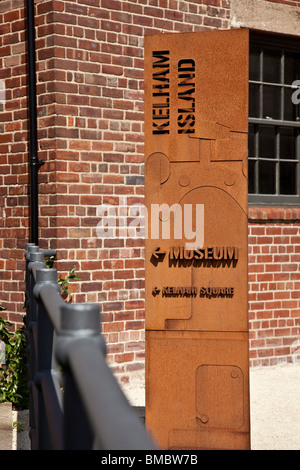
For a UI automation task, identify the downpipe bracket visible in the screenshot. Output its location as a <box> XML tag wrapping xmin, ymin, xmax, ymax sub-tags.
<box><xmin>30</xmin><ymin>159</ymin><xmax>45</xmax><ymax>168</ymax></box>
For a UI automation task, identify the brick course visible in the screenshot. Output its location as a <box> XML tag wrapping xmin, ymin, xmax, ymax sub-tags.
<box><xmin>0</xmin><ymin>0</ymin><xmax>299</xmax><ymax>383</ymax></box>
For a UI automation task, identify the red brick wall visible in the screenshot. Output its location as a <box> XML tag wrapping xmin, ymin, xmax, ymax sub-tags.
<box><xmin>249</xmin><ymin>208</ymin><xmax>300</xmax><ymax>367</ymax></box>
<box><xmin>0</xmin><ymin>0</ymin><xmax>299</xmax><ymax>384</ymax></box>
<box><xmin>0</xmin><ymin>0</ymin><xmax>29</xmax><ymax>324</ymax></box>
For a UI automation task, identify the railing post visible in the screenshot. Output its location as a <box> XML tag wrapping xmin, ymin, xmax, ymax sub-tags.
<box><xmin>25</xmin><ymin>244</ymin><xmax>38</xmax><ymax>319</ymax></box>
<box><xmin>33</xmin><ymin>267</ymin><xmax>63</xmax><ymax>450</ymax></box>
<box><xmin>28</xmin><ymin>251</ymin><xmax>45</xmax><ymax>325</ymax></box>
<box><xmin>24</xmin><ymin>244</ymin><xmax>35</xmax><ymax>446</ymax></box>
<box><xmin>25</xmin><ymin>243</ymin><xmax>35</xmax><ymax>311</ymax></box>
<box><xmin>24</xmin><ymin>245</ymin><xmax>36</xmax><ymax>390</ymax></box>
<box><xmin>26</xmin><ymin>248</ymin><xmax>45</xmax><ymax>449</ymax></box>
<box><xmin>56</xmin><ymin>303</ymin><xmax>103</xmax><ymax>450</ymax></box>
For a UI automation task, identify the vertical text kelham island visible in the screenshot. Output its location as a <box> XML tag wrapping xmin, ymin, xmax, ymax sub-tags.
<box><xmin>152</xmin><ymin>50</ymin><xmax>196</xmax><ymax>136</ymax></box>
<box><xmin>144</xmin><ymin>30</ymin><xmax>250</xmax><ymax>450</ymax></box>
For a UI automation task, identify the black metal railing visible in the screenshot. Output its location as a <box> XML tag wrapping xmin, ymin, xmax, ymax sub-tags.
<box><xmin>25</xmin><ymin>243</ymin><xmax>156</xmax><ymax>450</ymax></box>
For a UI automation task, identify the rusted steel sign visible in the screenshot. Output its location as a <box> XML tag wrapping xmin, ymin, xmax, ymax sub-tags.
<box><xmin>144</xmin><ymin>29</ymin><xmax>250</xmax><ymax>450</ymax></box>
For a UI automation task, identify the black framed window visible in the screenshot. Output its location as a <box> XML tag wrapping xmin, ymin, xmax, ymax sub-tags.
<box><xmin>249</xmin><ymin>32</ymin><xmax>300</xmax><ymax>205</ymax></box>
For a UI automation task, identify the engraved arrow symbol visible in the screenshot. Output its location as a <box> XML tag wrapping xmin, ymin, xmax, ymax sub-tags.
<box><xmin>152</xmin><ymin>247</ymin><xmax>166</xmax><ymax>260</ymax></box>
<box><xmin>152</xmin><ymin>287</ymin><xmax>160</xmax><ymax>296</ymax></box>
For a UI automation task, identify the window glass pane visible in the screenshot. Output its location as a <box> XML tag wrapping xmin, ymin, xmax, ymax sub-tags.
<box><xmin>280</xmin><ymin>161</ymin><xmax>297</xmax><ymax>195</ymax></box>
<box><xmin>263</xmin><ymin>85</ymin><xmax>281</xmax><ymax>119</ymax></box>
<box><xmin>248</xmin><ymin>36</ymin><xmax>300</xmax><ymax>202</ymax></box>
<box><xmin>284</xmin><ymin>87</ymin><xmax>300</xmax><ymax>121</ymax></box>
<box><xmin>248</xmin><ymin>124</ymin><xmax>255</xmax><ymax>157</ymax></box>
<box><xmin>248</xmin><ymin>159</ymin><xmax>256</xmax><ymax>194</ymax></box>
<box><xmin>259</xmin><ymin>125</ymin><xmax>276</xmax><ymax>158</ymax></box>
<box><xmin>280</xmin><ymin>127</ymin><xmax>296</xmax><ymax>159</ymax></box>
<box><xmin>259</xmin><ymin>160</ymin><xmax>276</xmax><ymax>194</ymax></box>
<box><xmin>249</xmin><ymin>46</ymin><xmax>260</xmax><ymax>81</ymax></box>
<box><xmin>249</xmin><ymin>83</ymin><xmax>260</xmax><ymax>117</ymax></box>
<box><xmin>285</xmin><ymin>52</ymin><xmax>300</xmax><ymax>85</ymax></box>
<box><xmin>263</xmin><ymin>49</ymin><xmax>281</xmax><ymax>83</ymax></box>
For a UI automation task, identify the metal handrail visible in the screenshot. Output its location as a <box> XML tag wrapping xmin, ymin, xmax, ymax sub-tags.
<box><xmin>25</xmin><ymin>243</ymin><xmax>156</xmax><ymax>450</ymax></box>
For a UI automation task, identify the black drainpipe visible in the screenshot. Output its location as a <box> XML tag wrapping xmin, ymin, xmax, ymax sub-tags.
<box><xmin>26</xmin><ymin>0</ymin><xmax>44</xmax><ymax>245</ymax></box>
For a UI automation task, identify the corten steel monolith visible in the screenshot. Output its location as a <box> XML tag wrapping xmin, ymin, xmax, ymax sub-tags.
<box><xmin>144</xmin><ymin>29</ymin><xmax>250</xmax><ymax>450</ymax></box>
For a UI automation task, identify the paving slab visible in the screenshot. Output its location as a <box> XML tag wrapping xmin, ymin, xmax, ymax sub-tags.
<box><xmin>250</xmin><ymin>363</ymin><xmax>300</xmax><ymax>450</ymax></box>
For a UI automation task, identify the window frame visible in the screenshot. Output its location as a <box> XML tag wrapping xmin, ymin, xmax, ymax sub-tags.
<box><xmin>248</xmin><ymin>31</ymin><xmax>300</xmax><ymax>206</ymax></box>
